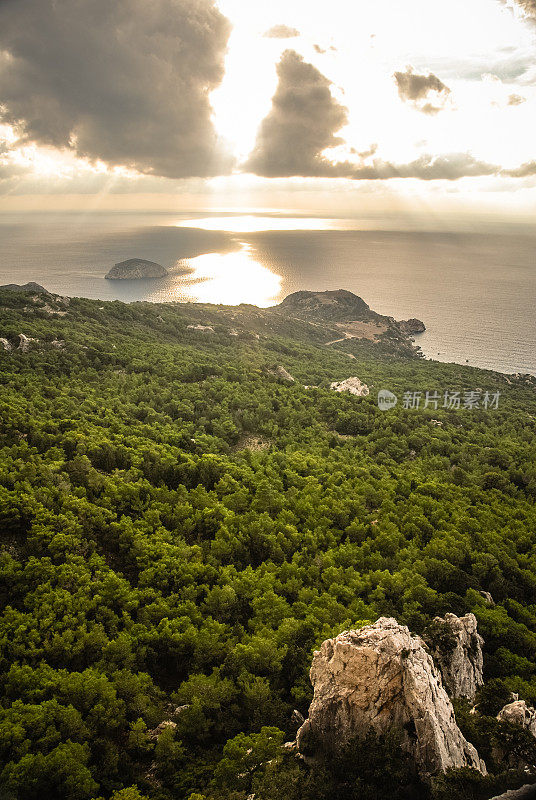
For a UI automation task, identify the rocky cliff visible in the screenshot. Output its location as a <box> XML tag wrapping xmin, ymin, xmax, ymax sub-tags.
<box><xmin>296</xmin><ymin>617</ymin><xmax>486</xmax><ymax>777</ymax></box>
<box><xmin>426</xmin><ymin>613</ymin><xmax>484</xmax><ymax>700</ymax></box>
<box><xmin>330</xmin><ymin>376</ymin><xmax>370</xmax><ymax>396</ymax></box>
<box><xmin>398</xmin><ymin>318</ymin><xmax>426</xmax><ymax>335</ymax></box>
<box><xmin>271</xmin><ymin>289</ymin><xmax>424</xmax><ymax>333</ymax></box>
<box><xmin>498</xmin><ymin>700</ymin><xmax>536</xmax><ymax>737</ymax></box>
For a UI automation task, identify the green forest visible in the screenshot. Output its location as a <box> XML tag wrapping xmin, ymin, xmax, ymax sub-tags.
<box><xmin>1</xmin><ymin>286</ymin><xmax>536</xmax><ymax>800</ymax></box>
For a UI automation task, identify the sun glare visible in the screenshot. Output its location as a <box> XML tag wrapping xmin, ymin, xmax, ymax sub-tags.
<box><xmin>172</xmin><ymin>244</ymin><xmax>282</xmax><ymax>306</ymax></box>
<box><xmin>170</xmin><ymin>215</ymin><xmax>342</xmax><ymax>233</ymax></box>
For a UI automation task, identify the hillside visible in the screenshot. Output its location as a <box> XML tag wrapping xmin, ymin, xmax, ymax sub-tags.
<box><xmin>272</xmin><ymin>289</ymin><xmax>380</xmax><ymax>322</ymax></box>
<box><xmin>1</xmin><ymin>285</ymin><xmax>536</xmax><ymax>800</ymax></box>
<box><xmin>271</xmin><ymin>289</ymin><xmax>426</xmax><ymax>351</ymax></box>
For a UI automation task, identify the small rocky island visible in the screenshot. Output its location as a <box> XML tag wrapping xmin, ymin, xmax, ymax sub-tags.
<box><xmin>105</xmin><ymin>258</ymin><xmax>168</xmax><ymax>280</ymax></box>
<box><xmin>398</xmin><ymin>317</ymin><xmax>426</xmax><ymax>335</ymax></box>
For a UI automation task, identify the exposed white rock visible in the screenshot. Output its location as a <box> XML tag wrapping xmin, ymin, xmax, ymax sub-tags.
<box><xmin>0</xmin><ymin>338</ymin><xmax>12</xmax><ymax>352</ymax></box>
<box><xmin>495</xmin><ymin>700</ymin><xmax>536</xmax><ymax>769</ymax></box>
<box><xmin>291</xmin><ymin>709</ymin><xmax>305</xmax><ymax>727</ymax></box>
<box><xmin>148</xmin><ymin>720</ymin><xmax>177</xmax><ymax>740</ymax></box>
<box><xmin>187</xmin><ymin>324</ymin><xmax>215</xmax><ymax>333</ymax></box>
<box><xmin>51</xmin><ymin>339</ymin><xmax>65</xmax><ymax>349</ymax></box>
<box><xmin>479</xmin><ymin>591</ymin><xmax>494</xmax><ymax>606</ymax></box>
<box><xmin>330</xmin><ymin>377</ymin><xmax>370</xmax><ymax>397</ymax></box>
<box><xmin>490</xmin><ymin>786</ymin><xmax>536</xmax><ymax>800</ymax></box>
<box><xmin>41</xmin><ymin>303</ymin><xmax>67</xmax><ymax>316</ymax></box>
<box><xmin>428</xmin><ymin>613</ymin><xmax>484</xmax><ymax>701</ymax></box>
<box><xmin>296</xmin><ymin>617</ymin><xmax>485</xmax><ymax>777</ymax></box>
<box><xmin>497</xmin><ymin>700</ymin><xmax>536</xmax><ymax>737</ymax></box>
<box><xmin>18</xmin><ymin>333</ymin><xmax>38</xmax><ymax>352</ymax></box>
<box><xmin>271</xmin><ymin>365</ymin><xmax>295</xmax><ymax>382</ymax></box>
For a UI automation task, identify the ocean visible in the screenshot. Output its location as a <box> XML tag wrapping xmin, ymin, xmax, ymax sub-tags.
<box><xmin>0</xmin><ymin>210</ymin><xmax>535</xmax><ymax>376</ymax></box>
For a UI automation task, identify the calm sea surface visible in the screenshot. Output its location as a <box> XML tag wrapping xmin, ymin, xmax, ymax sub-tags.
<box><xmin>0</xmin><ymin>210</ymin><xmax>535</xmax><ymax>376</ymax></box>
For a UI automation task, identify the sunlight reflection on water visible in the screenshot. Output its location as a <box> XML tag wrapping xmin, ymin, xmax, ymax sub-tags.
<box><xmin>169</xmin><ymin>215</ymin><xmax>343</xmax><ymax>233</ymax></box>
<box><xmin>159</xmin><ymin>243</ymin><xmax>282</xmax><ymax>307</ymax></box>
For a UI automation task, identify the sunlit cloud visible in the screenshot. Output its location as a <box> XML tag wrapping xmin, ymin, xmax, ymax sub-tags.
<box><xmin>0</xmin><ymin>0</ymin><xmax>233</xmax><ymax>178</ymax></box>
<box><xmin>394</xmin><ymin>67</ymin><xmax>451</xmax><ymax>115</ymax></box>
<box><xmin>263</xmin><ymin>24</ymin><xmax>300</xmax><ymax>39</ymax></box>
<box><xmin>244</xmin><ymin>50</ymin><xmax>349</xmax><ymax>178</ymax></box>
<box><xmin>1</xmin><ymin>0</ymin><xmax>536</xmax><ymax>211</ymax></box>
<box><xmin>507</xmin><ymin>0</ymin><xmax>536</xmax><ymax>20</ymax></box>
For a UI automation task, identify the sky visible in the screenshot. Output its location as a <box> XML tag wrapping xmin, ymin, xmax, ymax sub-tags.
<box><xmin>1</xmin><ymin>0</ymin><xmax>536</xmax><ymax>224</ymax></box>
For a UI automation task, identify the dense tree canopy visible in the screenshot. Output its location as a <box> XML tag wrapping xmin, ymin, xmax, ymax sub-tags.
<box><xmin>0</xmin><ymin>288</ymin><xmax>535</xmax><ymax>799</ymax></box>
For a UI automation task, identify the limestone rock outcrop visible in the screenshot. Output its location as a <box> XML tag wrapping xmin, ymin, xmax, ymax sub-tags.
<box><xmin>497</xmin><ymin>700</ymin><xmax>536</xmax><ymax>737</ymax></box>
<box><xmin>18</xmin><ymin>333</ymin><xmax>38</xmax><ymax>352</ymax></box>
<box><xmin>187</xmin><ymin>324</ymin><xmax>215</xmax><ymax>333</ymax></box>
<box><xmin>148</xmin><ymin>720</ymin><xmax>177</xmax><ymax>740</ymax></box>
<box><xmin>291</xmin><ymin>709</ymin><xmax>305</xmax><ymax>727</ymax></box>
<box><xmin>296</xmin><ymin>617</ymin><xmax>486</xmax><ymax>777</ymax></box>
<box><xmin>427</xmin><ymin>613</ymin><xmax>484</xmax><ymax>701</ymax></box>
<box><xmin>272</xmin><ymin>365</ymin><xmax>295</xmax><ymax>382</ymax></box>
<box><xmin>330</xmin><ymin>377</ymin><xmax>370</xmax><ymax>397</ymax></box>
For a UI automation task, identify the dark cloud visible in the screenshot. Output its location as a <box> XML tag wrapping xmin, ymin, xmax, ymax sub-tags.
<box><xmin>244</xmin><ymin>50</ymin><xmax>349</xmax><ymax>177</ymax></box>
<box><xmin>394</xmin><ymin>67</ymin><xmax>451</xmax><ymax>114</ymax></box>
<box><xmin>395</xmin><ymin>69</ymin><xmax>448</xmax><ymax>101</ymax></box>
<box><xmin>313</xmin><ymin>44</ymin><xmax>337</xmax><ymax>54</ymax></box>
<box><xmin>0</xmin><ymin>0</ymin><xmax>233</xmax><ymax>179</ymax></box>
<box><xmin>502</xmin><ymin>161</ymin><xmax>536</xmax><ymax>177</ymax></box>
<box><xmin>349</xmin><ymin>153</ymin><xmax>498</xmax><ymax>181</ymax></box>
<box><xmin>354</xmin><ymin>144</ymin><xmax>378</xmax><ymax>159</ymax></box>
<box><xmin>244</xmin><ymin>51</ymin><xmax>492</xmax><ymax>182</ymax></box>
<box><xmin>263</xmin><ymin>25</ymin><xmax>300</xmax><ymax>39</ymax></box>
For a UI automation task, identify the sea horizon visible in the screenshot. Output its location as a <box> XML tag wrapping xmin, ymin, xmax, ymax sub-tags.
<box><xmin>1</xmin><ymin>208</ymin><xmax>535</xmax><ymax>377</ymax></box>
